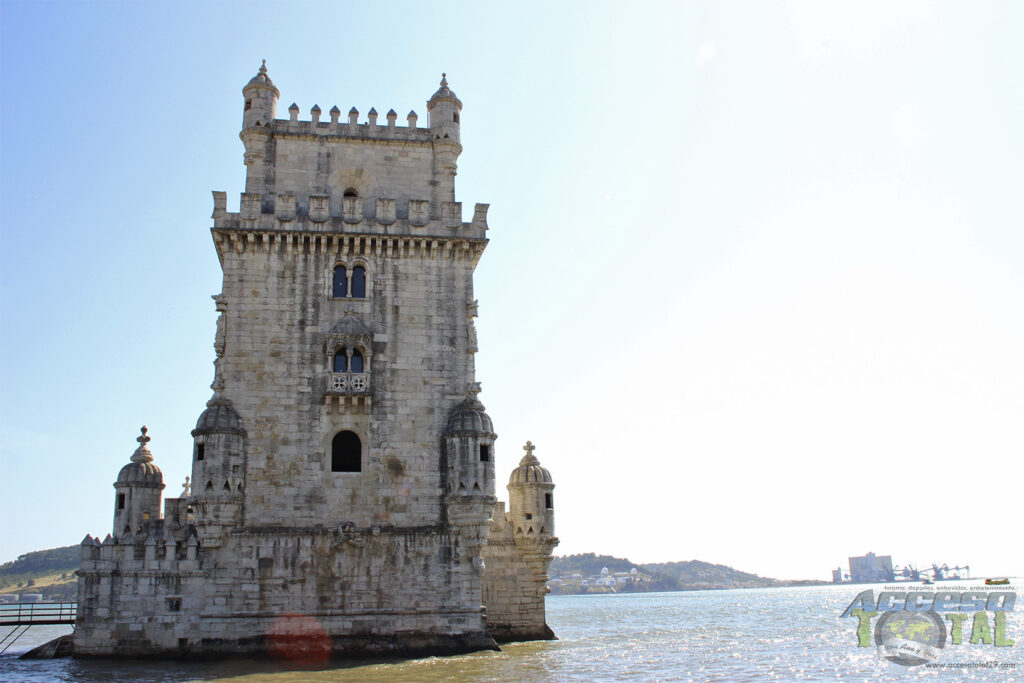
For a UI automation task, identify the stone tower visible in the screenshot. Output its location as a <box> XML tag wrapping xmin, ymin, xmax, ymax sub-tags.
<box><xmin>482</xmin><ymin>441</ymin><xmax>559</xmax><ymax>641</ymax></box>
<box><xmin>75</xmin><ymin>64</ymin><xmax>557</xmax><ymax>658</ymax></box>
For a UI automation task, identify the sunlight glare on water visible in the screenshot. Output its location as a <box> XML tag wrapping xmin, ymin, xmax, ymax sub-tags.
<box><xmin>1</xmin><ymin>584</ymin><xmax>1020</xmax><ymax>681</ymax></box>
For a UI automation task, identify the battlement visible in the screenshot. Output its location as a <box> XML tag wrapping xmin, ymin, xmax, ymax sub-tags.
<box><xmin>270</xmin><ymin>105</ymin><xmax>435</xmax><ymax>142</ymax></box>
<box><xmin>79</xmin><ymin>528</ymin><xmax>201</xmax><ymax>575</ymax></box>
<box><xmin>212</xmin><ymin>191</ymin><xmax>489</xmax><ymax>238</ymax></box>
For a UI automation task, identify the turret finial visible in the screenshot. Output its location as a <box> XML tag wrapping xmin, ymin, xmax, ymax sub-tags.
<box><xmin>131</xmin><ymin>426</ymin><xmax>154</xmax><ymax>464</ymax></box>
<box><xmin>182</xmin><ymin>475</ymin><xmax>191</xmax><ymax>497</ymax></box>
<box><xmin>259</xmin><ymin>59</ymin><xmax>267</xmax><ymax>75</ymax></box>
<box><xmin>518</xmin><ymin>440</ymin><xmax>541</xmax><ymax>468</ymax></box>
<box><xmin>440</xmin><ymin>72</ymin><xmax>447</xmax><ymax>87</ymax></box>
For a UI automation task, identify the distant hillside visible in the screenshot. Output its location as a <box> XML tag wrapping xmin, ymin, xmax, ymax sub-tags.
<box><xmin>641</xmin><ymin>559</ymin><xmax>780</xmax><ymax>589</ymax></box>
<box><xmin>0</xmin><ymin>544</ymin><xmax>79</xmax><ymax>601</ymax></box>
<box><xmin>549</xmin><ymin>552</ymin><xmax>815</xmax><ymax>593</ymax></box>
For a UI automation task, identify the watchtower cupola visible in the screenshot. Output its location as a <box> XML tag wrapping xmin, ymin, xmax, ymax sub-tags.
<box><xmin>242</xmin><ymin>59</ymin><xmax>279</xmax><ymax>129</ymax></box>
<box><xmin>112</xmin><ymin>426</ymin><xmax>165</xmax><ymax>539</ymax></box>
<box><xmin>427</xmin><ymin>72</ymin><xmax>462</xmax><ymax>144</ymax></box>
<box><xmin>507</xmin><ymin>441</ymin><xmax>555</xmax><ymax>539</ymax></box>
<box><xmin>427</xmin><ymin>73</ymin><xmax>463</xmax><ymax>203</ymax></box>
<box><xmin>240</xmin><ymin>61</ymin><xmax>278</xmax><ymax>191</ymax></box>
<box><xmin>443</xmin><ymin>395</ymin><xmax>497</xmax><ymax>498</ymax></box>
<box><xmin>190</xmin><ymin>394</ymin><xmax>246</xmax><ymax>548</ymax></box>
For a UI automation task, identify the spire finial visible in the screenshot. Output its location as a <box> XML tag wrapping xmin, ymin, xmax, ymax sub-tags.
<box><xmin>182</xmin><ymin>476</ymin><xmax>191</xmax><ymax>497</ymax></box>
<box><xmin>259</xmin><ymin>59</ymin><xmax>267</xmax><ymax>75</ymax></box>
<box><xmin>520</xmin><ymin>440</ymin><xmax>539</xmax><ymax>466</ymax></box>
<box><xmin>440</xmin><ymin>72</ymin><xmax>448</xmax><ymax>87</ymax></box>
<box><xmin>130</xmin><ymin>426</ymin><xmax>154</xmax><ymax>464</ymax></box>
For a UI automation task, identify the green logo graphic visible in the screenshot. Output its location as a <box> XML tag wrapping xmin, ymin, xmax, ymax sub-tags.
<box><xmin>841</xmin><ymin>588</ymin><xmax>1016</xmax><ymax>668</ymax></box>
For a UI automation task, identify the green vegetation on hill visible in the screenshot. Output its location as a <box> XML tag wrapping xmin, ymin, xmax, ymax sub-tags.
<box><xmin>0</xmin><ymin>545</ymin><xmax>80</xmax><ymax>600</ymax></box>
<box><xmin>640</xmin><ymin>559</ymin><xmax>780</xmax><ymax>589</ymax></box>
<box><xmin>549</xmin><ymin>552</ymin><xmax>812</xmax><ymax>593</ymax></box>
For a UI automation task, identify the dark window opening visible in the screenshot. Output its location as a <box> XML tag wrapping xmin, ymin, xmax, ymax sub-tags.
<box><xmin>223</xmin><ymin>481</ymin><xmax>231</xmax><ymax>491</ymax></box>
<box><xmin>258</xmin><ymin>557</ymin><xmax>274</xmax><ymax>570</ymax></box>
<box><xmin>351</xmin><ymin>266</ymin><xmax>366</xmax><ymax>298</ymax></box>
<box><xmin>333</xmin><ymin>348</ymin><xmax>347</xmax><ymax>373</ymax></box>
<box><xmin>244</xmin><ymin>99</ymin><xmax>252</xmax><ymax>111</ymax></box>
<box><xmin>205</xmin><ymin>480</ymin><xmax>213</xmax><ymax>491</ymax></box>
<box><xmin>343</xmin><ymin>188</ymin><xmax>359</xmax><ymax>198</ymax></box>
<box><xmin>331</xmin><ymin>430</ymin><xmax>362</xmax><ymax>472</ymax></box>
<box><xmin>196</xmin><ymin>443</ymin><xmax>205</xmax><ymax>461</ymax></box>
<box><xmin>525</xmin><ymin>513</ymin><xmax>533</xmax><ymax>520</ymax></box>
<box><xmin>453</xmin><ymin>113</ymin><xmax>459</xmax><ymax>122</ymax></box>
<box><xmin>167</xmin><ymin>597</ymin><xmax>181</xmax><ymax>612</ymax></box>
<box><xmin>479</xmin><ymin>444</ymin><xmax>490</xmax><ymax>462</ymax></box>
<box><xmin>545</xmin><ymin>493</ymin><xmax>553</xmax><ymax>509</ymax></box>
<box><xmin>332</xmin><ymin>266</ymin><xmax>347</xmax><ymax>298</ymax></box>
<box><xmin>117</xmin><ymin>493</ymin><xmax>125</xmax><ymax>510</ymax></box>
<box><xmin>350</xmin><ymin>349</ymin><xmax>363</xmax><ymax>373</ymax></box>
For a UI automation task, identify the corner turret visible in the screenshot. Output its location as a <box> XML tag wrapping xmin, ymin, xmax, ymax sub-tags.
<box><xmin>112</xmin><ymin>427</ymin><xmax>165</xmax><ymax>539</ymax></box>
<box><xmin>427</xmin><ymin>73</ymin><xmax>463</xmax><ymax>205</ymax></box>
<box><xmin>443</xmin><ymin>395</ymin><xmax>497</xmax><ymax>499</ymax></box>
<box><xmin>189</xmin><ymin>394</ymin><xmax>247</xmax><ymax>548</ymax></box>
<box><xmin>240</xmin><ymin>60</ymin><xmax>278</xmax><ymax>194</ymax></box>
<box><xmin>508</xmin><ymin>441</ymin><xmax>555</xmax><ymax>540</ymax></box>
<box><xmin>427</xmin><ymin>73</ymin><xmax>462</xmax><ymax>144</ymax></box>
<box><xmin>242</xmin><ymin>59</ymin><xmax>279</xmax><ymax>129</ymax></box>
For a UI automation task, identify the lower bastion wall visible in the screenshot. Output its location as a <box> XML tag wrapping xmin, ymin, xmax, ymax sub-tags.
<box><xmin>76</xmin><ymin>523</ymin><xmax>496</xmax><ymax>657</ymax></box>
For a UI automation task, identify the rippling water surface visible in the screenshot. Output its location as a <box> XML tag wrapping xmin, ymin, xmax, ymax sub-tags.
<box><xmin>2</xmin><ymin>583</ymin><xmax>1020</xmax><ymax>681</ymax></box>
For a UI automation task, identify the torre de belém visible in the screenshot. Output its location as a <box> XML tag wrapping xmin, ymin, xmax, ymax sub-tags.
<box><xmin>74</xmin><ymin>63</ymin><xmax>558</xmax><ymax>658</ymax></box>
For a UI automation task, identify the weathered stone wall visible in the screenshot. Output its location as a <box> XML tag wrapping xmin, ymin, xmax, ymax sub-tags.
<box><xmin>213</xmin><ymin>235</ymin><xmax>482</xmax><ymax>529</ymax></box>
<box><xmin>482</xmin><ymin>502</ymin><xmax>557</xmax><ymax>642</ymax></box>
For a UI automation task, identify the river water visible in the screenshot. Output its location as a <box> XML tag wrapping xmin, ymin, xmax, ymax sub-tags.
<box><xmin>2</xmin><ymin>583</ymin><xmax>1020</xmax><ymax>681</ymax></box>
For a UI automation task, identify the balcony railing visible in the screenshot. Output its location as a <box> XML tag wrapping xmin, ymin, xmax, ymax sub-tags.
<box><xmin>328</xmin><ymin>372</ymin><xmax>369</xmax><ymax>394</ymax></box>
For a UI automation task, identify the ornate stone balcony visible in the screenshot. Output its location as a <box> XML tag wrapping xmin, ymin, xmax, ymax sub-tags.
<box><xmin>328</xmin><ymin>372</ymin><xmax>369</xmax><ymax>394</ymax></box>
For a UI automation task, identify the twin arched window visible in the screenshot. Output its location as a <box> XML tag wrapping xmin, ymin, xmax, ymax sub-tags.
<box><xmin>333</xmin><ymin>347</ymin><xmax>363</xmax><ymax>374</ymax></box>
<box><xmin>332</xmin><ymin>265</ymin><xmax>366</xmax><ymax>298</ymax></box>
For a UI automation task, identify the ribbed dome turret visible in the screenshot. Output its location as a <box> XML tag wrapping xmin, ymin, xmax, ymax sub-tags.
<box><xmin>244</xmin><ymin>60</ymin><xmax>279</xmax><ymax>95</ymax></box>
<box><xmin>192</xmin><ymin>395</ymin><xmax>245</xmax><ymax>436</ymax></box>
<box><xmin>116</xmin><ymin>426</ymin><xmax>164</xmax><ymax>486</ymax></box>
<box><xmin>428</xmin><ymin>73</ymin><xmax>462</xmax><ymax>108</ymax></box>
<box><xmin>509</xmin><ymin>441</ymin><xmax>552</xmax><ymax>485</ymax></box>
<box><xmin>445</xmin><ymin>397</ymin><xmax>494</xmax><ymax>435</ymax></box>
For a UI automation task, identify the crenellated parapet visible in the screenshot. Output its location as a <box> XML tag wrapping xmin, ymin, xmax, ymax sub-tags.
<box><xmin>275</xmin><ymin>105</ymin><xmax>434</xmax><ymax>142</ymax></box>
<box><xmin>79</xmin><ymin>525</ymin><xmax>201</xmax><ymax>576</ymax></box>
<box><xmin>213</xmin><ymin>191</ymin><xmax>488</xmax><ymax>238</ymax></box>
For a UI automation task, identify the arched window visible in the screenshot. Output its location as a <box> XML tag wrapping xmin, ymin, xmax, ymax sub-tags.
<box><xmin>351</xmin><ymin>266</ymin><xmax>366</xmax><ymax>298</ymax></box>
<box><xmin>350</xmin><ymin>349</ymin><xmax>363</xmax><ymax>374</ymax></box>
<box><xmin>332</xmin><ymin>265</ymin><xmax>347</xmax><ymax>298</ymax></box>
<box><xmin>343</xmin><ymin>187</ymin><xmax>359</xmax><ymax>198</ymax></box>
<box><xmin>331</xmin><ymin>431</ymin><xmax>361</xmax><ymax>472</ymax></box>
<box><xmin>333</xmin><ymin>348</ymin><xmax>347</xmax><ymax>372</ymax></box>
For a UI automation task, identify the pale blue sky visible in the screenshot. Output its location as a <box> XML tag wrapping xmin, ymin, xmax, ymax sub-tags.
<box><xmin>1</xmin><ymin>1</ymin><xmax>1022</xmax><ymax>579</ymax></box>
